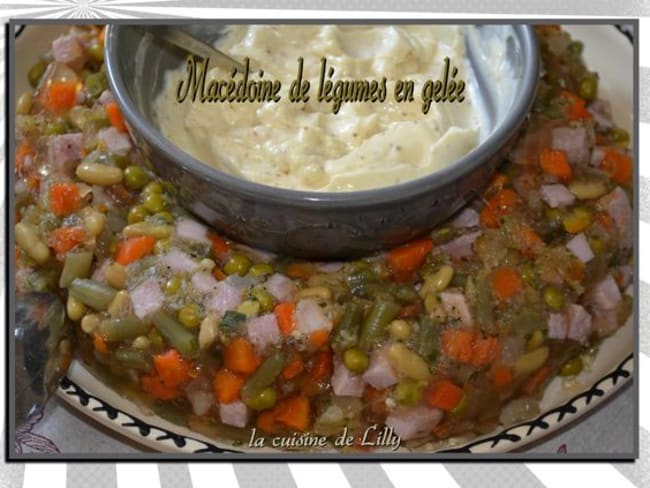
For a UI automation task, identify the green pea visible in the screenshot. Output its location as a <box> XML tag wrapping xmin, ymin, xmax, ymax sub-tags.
<box><xmin>560</xmin><ymin>356</ymin><xmax>583</xmax><ymax>377</ymax></box>
<box><xmin>85</xmin><ymin>71</ymin><xmax>107</xmax><ymax>99</ymax></box>
<box><xmin>164</xmin><ymin>276</ymin><xmax>182</xmax><ymax>295</ymax></box>
<box><xmin>44</xmin><ymin>119</ymin><xmax>67</xmax><ymax>136</ymax></box>
<box><xmin>251</xmin><ymin>286</ymin><xmax>275</xmax><ymax>313</ymax></box>
<box><xmin>588</xmin><ymin>235</ymin><xmax>606</xmax><ymax>255</ymax></box>
<box><xmin>154</xmin><ymin>238</ymin><xmax>171</xmax><ymax>255</ymax></box>
<box><xmin>578</xmin><ymin>74</ymin><xmax>598</xmax><ymax>101</ymax></box>
<box><xmin>343</xmin><ymin>347</ymin><xmax>369</xmax><ymax>374</ymax></box>
<box><xmin>543</xmin><ymin>286</ymin><xmax>565</xmax><ymax>311</ymax></box>
<box><xmin>143</xmin><ymin>181</ymin><xmax>163</xmax><ymax>195</ymax></box>
<box><xmin>124</xmin><ymin>166</ymin><xmax>149</xmax><ymax>190</ymax></box>
<box><xmin>248</xmin><ymin>263</ymin><xmax>274</xmax><ymax>277</ymax></box>
<box><xmin>178</xmin><ymin>303</ymin><xmax>201</xmax><ymax>329</ymax></box>
<box><xmin>142</xmin><ymin>192</ymin><xmax>167</xmax><ymax>213</ymax></box>
<box><xmin>521</xmin><ymin>262</ymin><xmax>537</xmax><ymax>286</ymax></box>
<box><xmin>569</xmin><ymin>40</ymin><xmax>583</xmax><ymax>55</ymax></box>
<box><xmin>246</xmin><ymin>387</ymin><xmax>277</xmax><ymax>411</ymax></box>
<box><xmin>431</xmin><ymin>226</ymin><xmax>454</xmax><ymax>244</ymax></box>
<box><xmin>610</xmin><ymin>127</ymin><xmax>630</xmax><ymax>145</ymax></box>
<box><xmin>87</xmin><ymin>41</ymin><xmax>104</xmax><ymax>63</ymax></box>
<box><xmin>224</xmin><ymin>253</ymin><xmax>252</xmax><ymax>276</ymax></box>
<box><xmin>394</xmin><ymin>380</ymin><xmax>424</xmax><ymax>406</ymax></box>
<box><xmin>127</xmin><ymin>205</ymin><xmax>148</xmax><ymax>224</ymax></box>
<box><xmin>28</xmin><ymin>60</ymin><xmax>47</xmax><ymax>88</ymax></box>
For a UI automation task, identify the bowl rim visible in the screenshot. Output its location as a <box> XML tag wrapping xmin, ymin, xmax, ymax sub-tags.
<box><xmin>105</xmin><ymin>23</ymin><xmax>539</xmax><ymax>209</ymax></box>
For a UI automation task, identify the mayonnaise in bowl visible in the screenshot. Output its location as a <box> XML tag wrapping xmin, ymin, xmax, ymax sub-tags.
<box><xmin>154</xmin><ymin>25</ymin><xmax>482</xmax><ymax>192</ymax></box>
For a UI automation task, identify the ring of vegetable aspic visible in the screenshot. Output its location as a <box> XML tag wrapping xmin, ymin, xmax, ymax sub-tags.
<box><xmin>14</xmin><ymin>25</ymin><xmax>633</xmax><ymax>451</ymax></box>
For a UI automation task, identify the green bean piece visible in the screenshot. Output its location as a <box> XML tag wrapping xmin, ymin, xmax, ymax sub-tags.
<box><xmin>151</xmin><ymin>310</ymin><xmax>198</xmax><ymax>359</ymax></box>
<box><xmin>59</xmin><ymin>251</ymin><xmax>94</xmax><ymax>288</ymax></box>
<box><xmin>245</xmin><ymin>387</ymin><xmax>277</xmax><ymax>411</ymax></box>
<box><xmin>240</xmin><ymin>351</ymin><xmax>285</xmax><ymax>407</ymax></box>
<box><xmin>249</xmin><ymin>263</ymin><xmax>273</xmax><ymax>277</ymax></box>
<box><xmin>475</xmin><ymin>274</ymin><xmax>494</xmax><ymax>333</ymax></box>
<box><xmin>250</xmin><ymin>286</ymin><xmax>275</xmax><ymax>313</ymax></box>
<box><xmin>415</xmin><ymin>317</ymin><xmax>440</xmax><ymax>362</ymax></box>
<box><xmin>578</xmin><ymin>74</ymin><xmax>598</xmax><ymax>101</ymax></box>
<box><xmin>44</xmin><ymin>119</ymin><xmax>68</xmax><ymax>136</ymax></box>
<box><xmin>85</xmin><ymin>71</ymin><xmax>107</xmax><ymax>99</ymax></box>
<box><xmin>98</xmin><ymin>317</ymin><xmax>151</xmax><ymax>342</ymax></box>
<box><xmin>124</xmin><ymin>165</ymin><xmax>149</xmax><ymax>190</ymax></box>
<box><xmin>333</xmin><ymin>302</ymin><xmax>364</xmax><ymax>351</ymax></box>
<box><xmin>114</xmin><ymin>348</ymin><xmax>151</xmax><ymax>371</ymax></box>
<box><xmin>28</xmin><ymin>60</ymin><xmax>47</xmax><ymax>88</ymax></box>
<box><xmin>69</xmin><ymin>278</ymin><xmax>117</xmax><ymax>311</ymax></box>
<box><xmin>358</xmin><ymin>300</ymin><xmax>401</xmax><ymax>350</ymax></box>
<box><xmin>394</xmin><ymin>380</ymin><xmax>425</xmax><ymax>406</ymax></box>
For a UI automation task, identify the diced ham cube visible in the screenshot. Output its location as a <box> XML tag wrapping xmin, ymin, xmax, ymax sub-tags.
<box><xmin>247</xmin><ymin>313</ymin><xmax>281</xmax><ymax>352</ymax></box>
<box><xmin>566</xmin><ymin>304</ymin><xmax>593</xmax><ymax>344</ymax></box>
<box><xmin>161</xmin><ymin>249</ymin><xmax>198</xmax><ymax>273</ymax></box>
<box><xmin>552</xmin><ymin>127</ymin><xmax>590</xmax><ymax>165</ymax></box>
<box><xmin>566</xmin><ymin>233</ymin><xmax>594</xmax><ymax>263</ymax></box>
<box><xmin>176</xmin><ymin>218</ymin><xmax>210</xmax><ymax>245</ymax></box>
<box><xmin>185</xmin><ymin>377</ymin><xmax>214</xmax><ymax>416</ymax></box>
<box><xmin>331</xmin><ymin>360</ymin><xmax>365</xmax><ymax>397</ymax></box>
<box><xmin>451</xmin><ymin>208</ymin><xmax>480</xmax><ymax>228</ymax></box>
<box><xmin>98</xmin><ymin>89</ymin><xmax>115</xmax><ymax>105</ymax></box>
<box><xmin>98</xmin><ymin>127</ymin><xmax>132</xmax><ymax>155</ymax></box>
<box><xmin>219</xmin><ymin>400</ymin><xmax>249</xmax><ymax>428</ymax></box>
<box><xmin>615</xmin><ymin>265</ymin><xmax>633</xmax><ymax>289</ymax></box>
<box><xmin>598</xmin><ymin>187</ymin><xmax>632</xmax><ymax>250</ymax></box>
<box><xmin>591</xmin><ymin>275</ymin><xmax>622</xmax><ymax>310</ymax></box>
<box><xmin>540</xmin><ymin>184</ymin><xmax>575</xmax><ymax>208</ymax></box>
<box><xmin>264</xmin><ymin>273</ymin><xmax>296</xmax><ymax>302</ymax></box>
<box><xmin>91</xmin><ymin>258</ymin><xmax>109</xmax><ymax>283</ymax></box>
<box><xmin>440</xmin><ymin>291</ymin><xmax>473</xmax><ymax>328</ymax></box>
<box><xmin>438</xmin><ymin>231</ymin><xmax>482</xmax><ymax>261</ymax></box>
<box><xmin>588</xmin><ymin>99</ymin><xmax>614</xmax><ymax>130</ymax></box>
<box><xmin>48</xmin><ymin>133</ymin><xmax>83</xmax><ymax>174</ymax></box>
<box><xmin>191</xmin><ymin>271</ymin><xmax>219</xmax><ymax>294</ymax></box>
<box><xmin>592</xmin><ymin>308</ymin><xmax>619</xmax><ymax>337</ymax></box>
<box><xmin>590</xmin><ymin>146</ymin><xmax>606</xmax><ymax>167</ymax></box>
<box><xmin>205</xmin><ymin>281</ymin><xmax>242</xmax><ymax>315</ymax></box>
<box><xmin>547</xmin><ymin>313</ymin><xmax>568</xmax><ymax>340</ymax></box>
<box><xmin>130</xmin><ymin>277</ymin><xmax>164</xmax><ymax>319</ymax></box>
<box><xmin>52</xmin><ymin>34</ymin><xmax>85</xmax><ymax>69</ymax></box>
<box><xmin>294</xmin><ymin>298</ymin><xmax>332</xmax><ymax>335</ymax></box>
<box><xmin>362</xmin><ymin>348</ymin><xmax>398</xmax><ymax>389</ymax></box>
<box><xmin>385</xmin><ymin>406</ymin><xmax>444</xmax><ymax>441</ymax></box>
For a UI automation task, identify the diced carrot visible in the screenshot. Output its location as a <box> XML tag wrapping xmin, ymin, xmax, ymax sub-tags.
<box><xmin>561</xmin><ymin>91</ymin><xmax>592</xmax><ymax>121</ymax></box>
<box><xmin>539</xmin><ymin>148</ymin><xmax>572</xmax><ymax>181</ymax></box>
<box><xmin>46</xmin><ymin>81</ymin><xmax>78</xmax><ymax>112</ymax></box>
<box><xmin>282</xmin><ymin>354</ymin><xmax>304</xmax><ymax>380</ymax></box>
<box><xmin>213</xmin><ymin>368</ymin><xmax>245</xmax><ymax>404</ymax></box>
<box><xmin>50</xmin><ymin>182</ymin><xmax>81</xmax><ymax>216</ymax></box>
<box><xmin>488</xmin><ymin>172</ymin><xmax>510</xmax><ymax>193</ymax></box>
<box><xmin>521</xmin><ymin>225</ymin><xmax>543</xmax><ymax>257</ymax></box>
<box><xmin>480</xmin><ymin>188</ymin><xmax>519</xmax><ymax>228</ymax></box>
<box><xmin>522</xmin><ymin>365</ymin><xmax>553</xmax><ymax>395</ymax></box>
<box><xmin>441</xmin><ymin>329</ymin><xmax>475</xmax><ymax>363</ymax></box>
<box><xmin>93</xmin><ymin>332</ymin><xmax>108</xmax><ymax>354</ymax></box>
<box><xmin>98</xmin><ymin>26</ymin><xmax>106</xmax><ymax>45</ymax></box>
<box><xmin>595</xmin><ymin>133</ymin><xmax>609</xmax><ymax>146</ymax></box>
<box><xmin>274</xmin><ymin>302</ymin><xmax>296</xmax><ymax>335</ymax></box>
<box><xmin>491</xmin><ymin>267</ymin><xmax>524</xmax><ymax>302</ymax></box>
<box><xmin>212</xmin><ymin>267</ymin><xmax>227</xmax><ymax>281</ymax></box>
<box><xmin>397</xmin><ymin>303</ymin><xmax>421</xmax><ymax>319</ymax></box>
<box><xmin>286</xmin><ymin>262</ymin><xmax>315</xmax><ymax>280</ymax></box>
<box><xmin>275</xmin><ymin>395</ymin><xmax>311</xmax><ymax>431</ymax></box>
<box><xmin>594</xmin><ymin>211</ymin><xmax>615</xmax><ymax>231</ymax></box>
<box><xmin>105</xmin><ymin>102</ymin><xmax>127</xmax><ymax>132</ymax></box>
<box><xmin>567</xmin><ymin>260</ymin><xmax>585</xmax><ymax>282</ymax></box>
<box><xmin>15</xmin><ymin>141</ymin><xmax>35</xmax><ymax>175</ymax></box>
<box><xmin>114</xmin><ymin>235</ymin><xmax>156</xmax><ymax>266</ymax></box>
<box><xmin>49</xmin><ymin>226</ymin><xmax>85</xmax><ymax>258</ymax></box>
<box><xmin>141</xmin><ymin>373</ymin><xmax>180</xmax><ymax>400</ymax></box>
<box><xmin>309</xmin><ymin>348</ymin><xmax>333</xmax><ymax>381</ymax></box>
<box><xmin>27</xmin><ymin>171</ymin><xmax>41</xmax><ymax>190</ymax></box>
<box><xmin>309</xmin><ymin>329</ymin><xmax>330</xmax><ymax>349</ymax></box>
<box><xmin>471</xmin><ymin>336</ymin><xmax>501</xmax><ymax>368</ymax></box>
<box><xmin>153</xmin><ymin>349</ymin><xmax>192</xmax><ymax>388</ymax></box>
<box><xmin>600</xmin><ymin>148</ymin><xmax>633</xmax><ymax>185</ymax></box>
<box><xmin>490</xmin><ymin>364</ymin><xmax>514</xmax><ymax>388</ymax></box>
<box><xmin>426</xmin><ymin>379</ymin><xmax>465</xmax><ymax>411</ymax></box>
<box><xmin>223</xmin><ymin>337</ymin><xmax>260</xmax><ymax>375</ymax></box>
<box><xmin>388</xmin><ymin>238</ymin><xmax>433</xmax><ymax>281</ymax></box>
<box><xmin>256</xmin><ymin>409</ymin><xmax>281</xmax><ymax>434</ymax></box>
<box><xmin>207</xmin><ymin>233</ymin><xmax>230</xmax><ymax>259</ymax></box>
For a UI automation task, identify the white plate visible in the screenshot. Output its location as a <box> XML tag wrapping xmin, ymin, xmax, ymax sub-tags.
<box><xmin>13</xmin><ymin>23</ymin><xmax>634</xmax><ymax>454</ymax></box>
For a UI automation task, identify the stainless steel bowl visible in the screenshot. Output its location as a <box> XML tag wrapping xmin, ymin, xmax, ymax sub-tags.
<box><xmin>105</xmin><ymin>23</ymin><xmax>539</xmax><ymax>259</ymax></box>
